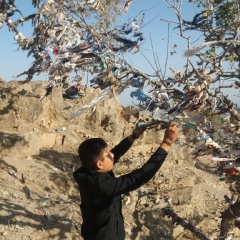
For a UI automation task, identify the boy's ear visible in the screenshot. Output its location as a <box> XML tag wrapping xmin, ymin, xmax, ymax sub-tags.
<box><xmin>96</xmin><ymin>160</ymin><xmax>103</xmax><ymax>170</ymax></box>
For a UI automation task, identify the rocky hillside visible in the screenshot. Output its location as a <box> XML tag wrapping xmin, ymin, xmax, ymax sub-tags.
<box><xmin>0</xmin><ymin>80</ymin><xmax>239</xmax><ymax>240</ymax></box>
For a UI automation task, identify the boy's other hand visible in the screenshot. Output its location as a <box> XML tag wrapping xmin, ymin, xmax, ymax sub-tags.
<box><xmin>133</xmin><ymin>121</ymin><xmax>147</xmax><ymax>138</ymax></box>
<box><xmin>160</xmin><ymin>122</ymin><xmax>178</xmax><ymax>152</ymax></box>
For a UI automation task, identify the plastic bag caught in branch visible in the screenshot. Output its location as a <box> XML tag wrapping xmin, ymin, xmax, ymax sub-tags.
<box><xmin>184</xmin><ymin>40</ymin><xmax>240</xmax><ymax>57</ymax></box>
<box><xmin>123</xmin><ymin>0</ymin><xmax>133</xmax><ymax>12</ymax></box>
<box><xmin>69</xmin><ymin>88</ymin><xmax>112</xmax><ymax>119</ymax></box>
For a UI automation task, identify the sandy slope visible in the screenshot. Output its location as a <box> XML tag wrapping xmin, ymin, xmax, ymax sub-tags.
<box><xmin>0</xmin><ymin>80</ymin><xmax>239</xmax><ymax>239</ymax></box>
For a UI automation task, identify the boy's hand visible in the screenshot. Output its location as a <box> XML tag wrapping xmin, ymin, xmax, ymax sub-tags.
<box><xmin>132</xmin><ymin>121</ymin><xmax>147</xmax><ymax>138</ymax></box>
<box><xmin>160</xmin><ymin>122</ymin><xmax>178</xmax><ymax>152</ymax></box>
<box><xmin>128</xmin><ymin>121</ymin><xmax>147</xmax><ymax>142</ymax></box>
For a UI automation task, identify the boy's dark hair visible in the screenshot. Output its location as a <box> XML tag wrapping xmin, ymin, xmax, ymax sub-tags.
<box><xmin>78</xmin><ymin>138</ymin><xmax>107</xmax><ymax>169</ymax></box>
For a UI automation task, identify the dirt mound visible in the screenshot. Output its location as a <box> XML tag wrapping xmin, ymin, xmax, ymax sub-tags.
<box><xmin>0</xmin><ymin>81</ymin><xmax>239</xmax><ymax>239</ymax></box>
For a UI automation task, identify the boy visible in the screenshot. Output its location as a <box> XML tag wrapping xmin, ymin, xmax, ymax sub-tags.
<box><xmin>73</xmin><ymin>122</ymin><xmax>178</xmax><ymax>240</ymax></box>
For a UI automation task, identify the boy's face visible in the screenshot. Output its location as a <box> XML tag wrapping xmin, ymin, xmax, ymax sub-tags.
<box><xmin>96</xmin><ymin>146</ymin><xmax>114</xmax><ymax>172</ymax></box>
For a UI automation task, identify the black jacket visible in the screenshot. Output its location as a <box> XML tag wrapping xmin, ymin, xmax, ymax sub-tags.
<box><xmin>73</xmin><ymin>137</ymin><xmax>168</xmax><ymax>240</ymax></box>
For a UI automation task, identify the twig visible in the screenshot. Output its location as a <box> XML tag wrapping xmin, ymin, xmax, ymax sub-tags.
<box><xmin>163</xmin><ymin>23</ymin><xmax>170</xmax><ymax>79</ymax></box>
<box><xmin>162</xmin><ymin>207</ymin><xmax>210</xmax><ymax>240</ymax></box>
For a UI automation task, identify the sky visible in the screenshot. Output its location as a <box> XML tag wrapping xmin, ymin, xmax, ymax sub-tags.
<box><xmin>0</xmin><ymin>0</ymin><xmax>185</xmax><ymax>81</ymax></box>
<box><xmin>0</xmin><ymin>0</ymin><xmax>239</xmax><ymax>106</ymax></box>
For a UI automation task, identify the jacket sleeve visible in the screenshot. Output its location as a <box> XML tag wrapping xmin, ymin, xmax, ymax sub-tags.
<box><xmin>111</xmin><ymin>137</ymin><xmax>133</xmax><ymax>164</ymax></box>
<box><xmin>97</xmin><ymin>147</ymin><xmax>168</xmax><ymax>197</ymax></box>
